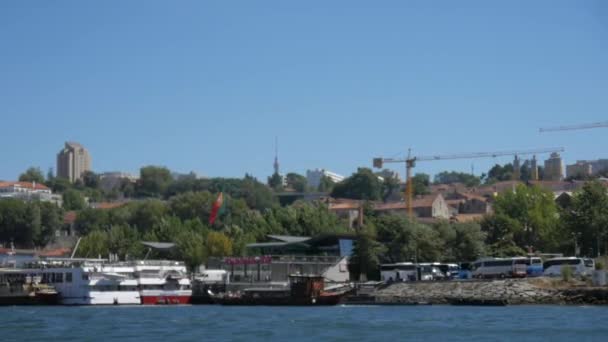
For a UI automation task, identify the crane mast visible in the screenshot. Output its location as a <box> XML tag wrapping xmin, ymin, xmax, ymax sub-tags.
<box><xmin>539</xmin><ymin>121</ymin><xmax>608</xmax><ymax>132</ymax></box>
<box><xmin>373</xmin><ymin>147</ymin><xmax>565</xmax><ymax>220</ymax></box>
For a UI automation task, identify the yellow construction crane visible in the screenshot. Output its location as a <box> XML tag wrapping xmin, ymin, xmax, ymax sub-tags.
<box><xmin>539</xmin><ymin>121</ymin><xmax>608</xmax><ymax>132</ymax></box>
<box><xmin>373</xmin><ymin>147</ymin><xmax>565</xmax><ymax>219</ymax></box>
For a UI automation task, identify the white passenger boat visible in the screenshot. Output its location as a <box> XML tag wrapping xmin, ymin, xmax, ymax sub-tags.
<box><xmin>132</xmin><ymin>260</ymin><xmax>192</xmax><ymax>305</ymax></box>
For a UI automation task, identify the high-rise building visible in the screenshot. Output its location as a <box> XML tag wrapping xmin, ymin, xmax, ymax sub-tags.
<box><xmin>512</xmin><ymin>155</ymin><xmax>521</xmax><ymax>180</ymax></box>
<box><xmin>57</xmin><ymin>142</ymin><xmax>92</xmax><ymax>182</ymax></box>
<box><xmin>531</xmin><ymin>155</ymin><xmax>539</xmax><ymax>181</ymax></box>
<box><xmin>543</xmin><ymin>152</ymin><xmax>564</xmax><ymax>181</ymax></box>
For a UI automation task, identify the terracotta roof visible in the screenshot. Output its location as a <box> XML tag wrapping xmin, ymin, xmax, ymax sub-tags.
<box><xmin>374</xmin><ymin>194</ymin><xmax>443</xmax><ymax>211</ymax></box>
<box><xmin>329</xmin><ymin>202</ymin><xmax>361</xmax><ymax>210</ymax></box>
<box><xmin>451</xmin><ymin>214</ymin><xmax>485</xmax><ymax>223</ymax></box>
<box><xmin>91</xmin><ymin>202</ymin><xmax>126</xmax><ymax>209</ymax></box>
<box><xmin>0</xmin><ymin>181</ymin><xmax>50</xmax><ymax>191</ymax></box>
<box><xmin>64</xmin><ymin>211</ymin><xmax>77</xmax><ymax>225</ymax></box>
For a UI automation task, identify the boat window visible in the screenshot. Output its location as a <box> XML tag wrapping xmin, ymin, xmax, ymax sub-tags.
<box><xmin>55</xmin><ymin>273</ymin><xmax>63</xmax><ymax>283</ymax></box>
<box><xmin>66</xmin><ymin>272</ymin><xmax>73</xmax><ymax>283</ymax></box>
<box><xmin>82</xmin><ymin>273</ymin><xmax>89</xmax><ymax>280</ymax></box>
<box><xmin>584</xmin><ymin>259</ymin><xmax>594</xmax><ymax>267</ymax></box>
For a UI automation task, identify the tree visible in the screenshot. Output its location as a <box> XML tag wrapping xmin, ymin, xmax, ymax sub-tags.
<box><xmin>411</xmin><ymin>173</ymin><xmax>430</xmax><ymax>196</ymax></box>
<box><xmin>62</xmin><ymin>189</ymin><xmax>87</xmax><ymax>211</ymax></box>
<box><xmin>318</xmin><ymin>175</ymin><xmax>335</xmax><ymax>193</ymax></box>
<box><xmin>331</xmin><ymin>168</ymin><xmax>382</xmax><ymax>200</ymax></box>
<box><xmin>136</xmin><ymin>166</ymin><xmax>172</xmax><ymax>198</ymax></box>
<box><xmin>563</xmin><ymin>181</ymin><xmax>608</xmax><ymax>257</ymax></box>
<box><xmin>433</xmin><ymin>171</ymin><xmax>481</xmax><ymax>187</ymax></box>
<box><xmin>81</xmin><ymin>171</ymin><xmax>100</xmax><ymax>189</ymax></box>
<box><xmin>176</xmin><ymin>230</ymin><xmax>207</xmax><ymax>271</ymax></box>
<box><xmin>380</xmin><ymin>172</ymin><xmax>400</xmax><ymax>202</ymax></box>
<box><xmin>285</xmin><ymin>173</ymin><xmax>308</xmax><ymax>192</ymax></box>
<box><xmin>348</xmin><ymin>223</ymin><xmax>384</xmax><ymax>281</ymax></box>
<box><xmin>19</xmin><ymin>167</ymin><xmax>45</xmax><ymax>184</ymax></box>
<box><xmin>433</xmin><ymin>222</ymin><xmax>486</xmax><ymax>261</ymax></box>
<box><xmin>267</xmin><ymin>172</ymin><xmax>283</xmax><ymax>191</ymax></box>
<box><xmin>76</xmin><ymin>230</ymin><xmax>110</xmax><ymax>258</ymax></box>
<box><xmin>484</xmin><ymin>184</ymin><xmax>560</xmax><ymax>252</ymax></box>
<box><xmin>238</xmin><ymin>175</ymin><xmax>277</xmax><ymax>210</ymax></box>
<box><xmin>206</xmin><ymin>231</ymin><xmax>233</xmax><ymax>257</ymax></box>
<box><xmin>486</xmin><ymin>163</ymin><xmax>514</xmax><ymax>183</ymax></box>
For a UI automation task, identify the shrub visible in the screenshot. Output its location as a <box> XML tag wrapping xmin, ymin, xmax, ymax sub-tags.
<box><xmin>596</xmin><ymin>261</ymin><xmax>604</xmax><ymax>271</ymax></box>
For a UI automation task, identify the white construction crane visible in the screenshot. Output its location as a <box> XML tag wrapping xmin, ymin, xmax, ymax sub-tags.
<box><xmin>539</xmin><ymin>121</ymin><xmax>608</xmax><ymax>132</ymax></box>
<box><xmin>373</xmin><ymin>147</ymin><xmax>565</xmax><ymax>219</ymax></box>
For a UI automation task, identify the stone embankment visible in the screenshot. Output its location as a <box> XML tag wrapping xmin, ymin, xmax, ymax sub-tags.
<box><xmin>366</xmin><ymin>278</ymin><xmax>608</xmax><ymax>305</ymax></box>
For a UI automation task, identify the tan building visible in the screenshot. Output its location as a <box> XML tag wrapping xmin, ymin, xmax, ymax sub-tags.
<box><xmin>57</xmin><ymin>141</ymin><xmax>92</xmax><ymax>182</ymax></box>
<box><xmin>543</xmin><ymin>152</ymin><xmax>564</xmax><ymax>181</ymax></box>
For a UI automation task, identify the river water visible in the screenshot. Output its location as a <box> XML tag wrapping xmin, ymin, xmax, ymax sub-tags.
<box><xmin>1</xmin><ymin>305</ymin><xmax>607</xmax><ymax>341</ymax></box>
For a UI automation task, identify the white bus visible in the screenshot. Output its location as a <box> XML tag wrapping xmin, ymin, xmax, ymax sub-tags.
<box><xmin>472</xmin><ymin>258</ymin><xmax>527</xmax><ymax>279</ymax></box>
<box><xmin>543</xmin><ymin>257</ymin><xmax>594</xmax><ymax>277</ymax></box>
<box><xmin>380</xmin><ymin>262</ymin><xmax>417</xmax><ymax>282</ymax></box>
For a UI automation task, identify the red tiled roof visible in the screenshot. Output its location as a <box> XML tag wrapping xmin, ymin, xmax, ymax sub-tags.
<box><xmin>0</xmin><ymin>181</ymin><xmax>50</xmax><ymax>191</ymax></box>
<box><xmin>451</xmin><ymin>214</ymin><xmax>485</xmax><ymax>223</ymax></box>
<box><xmin>92</xmin><ymin>202</ymin><xmax>126</xmax><ymax>209</ymax></box>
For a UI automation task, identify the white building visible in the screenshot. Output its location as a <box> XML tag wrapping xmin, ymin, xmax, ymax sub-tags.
<box><xmin>306</xmin><ymin>169</ymin><xmax>345</xmax><ymax>190</ymax></box>
<box><xmin>0</xmin><ymin>181</ymin><xmax>62</xmax><ymax>206</ymax></box>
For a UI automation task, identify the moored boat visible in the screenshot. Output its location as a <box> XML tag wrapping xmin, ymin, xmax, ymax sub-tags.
<box><xmin>215</xmin><ymin>275</ymin><xmax>350</xmax><ymax>306</ymax></box>
<box><xmin>133</xmin><ymin>260</ymin><xmax>192</xmax><ymax>305</ymax></box>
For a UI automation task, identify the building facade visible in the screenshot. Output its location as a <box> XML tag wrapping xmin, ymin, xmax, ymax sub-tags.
<box><xmin>543</xmin><ymin>152</ymin><xmax>564</xmax><ymax>181</ymax></box>
<box><xmin>57</xmin><ymin>142</ymin><xmax>92</xmax><ymax>183</ymax></box>
<box><xmin>0</xmin><ymin>181</ymin><xmax>62</xmax><ymax>206</ymax></box>
<box><xmin>306</xmin><ymin>169</ymin><xmax>345</xmax><ymax>190</ymax></box>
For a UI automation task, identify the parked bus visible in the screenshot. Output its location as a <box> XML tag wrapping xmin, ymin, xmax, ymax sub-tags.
<box><xmin>543</xmin><ymin>257</ymin><xmax>594</xmax><ymax>277</ymax></box>
<box><xmin>380</xmin><ymin>262</ymin><xmax>417</xmax><ymax>282</ymax></box>
<box><xmin>433</xmin><ymin>263</ymin><xmax>460</xmax><ymax>279</ymax></box>
<box><xmin>472</xmin><ymin>258</ymin><xmax>527</xmax><ymax>279</ymax></box>
<box><xmin>513</xmin><ymin>257</ymin><xmax>544</xmax><ymax>277</ymax></box>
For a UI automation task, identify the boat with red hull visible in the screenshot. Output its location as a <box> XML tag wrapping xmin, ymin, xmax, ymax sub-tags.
<box><xmin>216</xmin><ymin>275</ymin><xmax>350</xmax><ymax>306</ymax></box>
<box><xmin>133</xmin><ymin>260</ymin><xmax>192</xmax><ymax>305</ymax></box>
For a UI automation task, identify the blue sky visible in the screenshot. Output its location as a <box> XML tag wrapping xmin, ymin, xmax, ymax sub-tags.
<box><xmin>1</xmin><ymin>0</ymin><xmax>607</xmax><ymax>182</ymax></box>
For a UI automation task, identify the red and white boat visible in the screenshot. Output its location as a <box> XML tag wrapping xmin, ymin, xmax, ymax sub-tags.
<box><xmin>132</xmin><ymin>260</ymin><xmax>192</xmax><ymax>305</ymax></box>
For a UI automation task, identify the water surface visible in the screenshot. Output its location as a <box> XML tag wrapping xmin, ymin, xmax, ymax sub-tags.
<box><xmin>2</xmin><ymin>305</ymin><xmax>607</xmax><ymax>341</ymax></box>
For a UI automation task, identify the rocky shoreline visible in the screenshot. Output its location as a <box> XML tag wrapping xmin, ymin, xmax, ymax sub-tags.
<box><xmin>347</xmin><ymin>278</ymin><xmax>608</xmax><ymax>305</ymax></box>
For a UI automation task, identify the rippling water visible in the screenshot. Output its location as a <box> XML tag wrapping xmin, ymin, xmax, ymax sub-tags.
<box><xmin>2</xmin><ymin>305</ymin><xmax>607</xmax><ymax>341</ymax></box>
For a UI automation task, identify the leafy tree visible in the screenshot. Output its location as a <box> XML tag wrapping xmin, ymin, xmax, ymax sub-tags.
<box><xmin>136</xmin><ymin>166</ymin><xmax>172</xmax><ymax>198</ymax></box>
<box><xmin>176</xmin><ymin>230</ymin><xmax>206</xmax><ymax>271</ymax></box>
<box><xmin>331</xmin><ymin>168</ymin><xmax>382</xmax><ymax>200</ymax></box>
<box><xmin>318</xmin><ymin>175</ymin><xmax>335</xmax><ymax>193</ymax></box>
<box><xmin>563</xmin><ymin>180</ymin><xmax>608</xmax><ymax>257</ymax></box>
<box><xmin>486</xmin><ymin>163</ymin><xmax>514</xmax><ymax>183</ymax></box>
<box><xmin>48</xmin><ymin>177</ymin><xmax>72</xmax><ymax>193</ymax></box>
<box><xmin>169</xmin><ymin>191</ymin><xmax>215</xmax><ymax>223</ymax></box>
<box><xmin>19</xmin><ymin>167</ymin><xmax>45</xmax><ymax>184</ymax></box>
<box><xmin>380</xmin><ymin>172</ymin><xmax>401</xmax><ymax>202</ymax></box>
<box><xmin>74</xmin><ymin>208</ymin><xmax>110</xmax><ymax>235</ymax></box>
<box><xmin>238</xmin><ymin>175</ymin><xmax>277</xmax><ymax>210</ymax></box>
<box><xmin>267</xmin><ymin>172</ymin><xmax>283</xmax><ymax>191</ymax></box>
<box><xmin>62</xmin><ymin>189</ymin><xmax>87</xmax><ymax>211</ymax></box>
<box><xmin>129</xmin><ymin>200</ymin><xmax>168</xmax><ymax>233</ymax></box>
<box><xmin>206</xmin><ymin>231</ymin><xmax>233</xmax><ymax>257</ymax></box>
<box><xmin>76</xmin><ymin>230</ymin><xmax>110</xmax><ymax>258</ymax></box>
<box><xmin>348</xmin><ymin>223</ymin><xmax>384</xmax><ymax>281</ymax></box>
<box><xmin>411</xmin><ymin>173</ymin><xmax>431</xmax><ymax>196</ymax></box>
<box><xmin>285</xmin><ymin>173</ymin><xmax>308</xmax><ymax>192</ymax></box>
<box><xmin>483</xmin><ymin>184</ymin><xmax>559</xmax><ymax>252</ymax></box>
<box><xmin>81</xmin><ymin>171</ymin><xmax>100</xmax><ymax>189</ymax></box>
<box><xmin>433</xmin><ymin>171</ymin><xmax>481</xmax><ymax>187</ymax></box>
<box><xmin>433</xmin><ymin>222</ymin><xmax>486</xmax><ymax>261</ymax></box>
<box><xmin>107</xmin><ymin>225</ymin><xmax>143</xmax><ymax>259</ymax></box>
<box><xmin>37</xmin><ymin>202</ymin><xmax>63</xmax><ymax>246</ymax></box>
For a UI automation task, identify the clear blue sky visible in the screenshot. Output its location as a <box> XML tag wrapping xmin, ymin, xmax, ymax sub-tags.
<box><xmin>1</xmin><ymin>0</ymin><xmax>607</xmax><ymax>182</ymax></box>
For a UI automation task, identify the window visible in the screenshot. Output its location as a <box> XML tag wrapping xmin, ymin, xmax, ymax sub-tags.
<box><xmin>66</xmin><ymin>273</ymin><xmax>72</xmax><ymax>283</ymax></box>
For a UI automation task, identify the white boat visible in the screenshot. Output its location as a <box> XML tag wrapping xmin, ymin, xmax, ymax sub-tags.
<box><xmin>132</xmin><ymin>260</ymin><xmax>192</xmax><ymax>305</ymax></box>
<box><xmin>20</xmin><ymin>259</ymin><xmax>140</xmax><ymax>305</ymax></box>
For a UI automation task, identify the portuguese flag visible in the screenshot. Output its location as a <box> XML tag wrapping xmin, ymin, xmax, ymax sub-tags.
<box><xmin>209</xmin><ymin>192</ymin><xmax>224</xmax><ymax>225</ymax></box>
